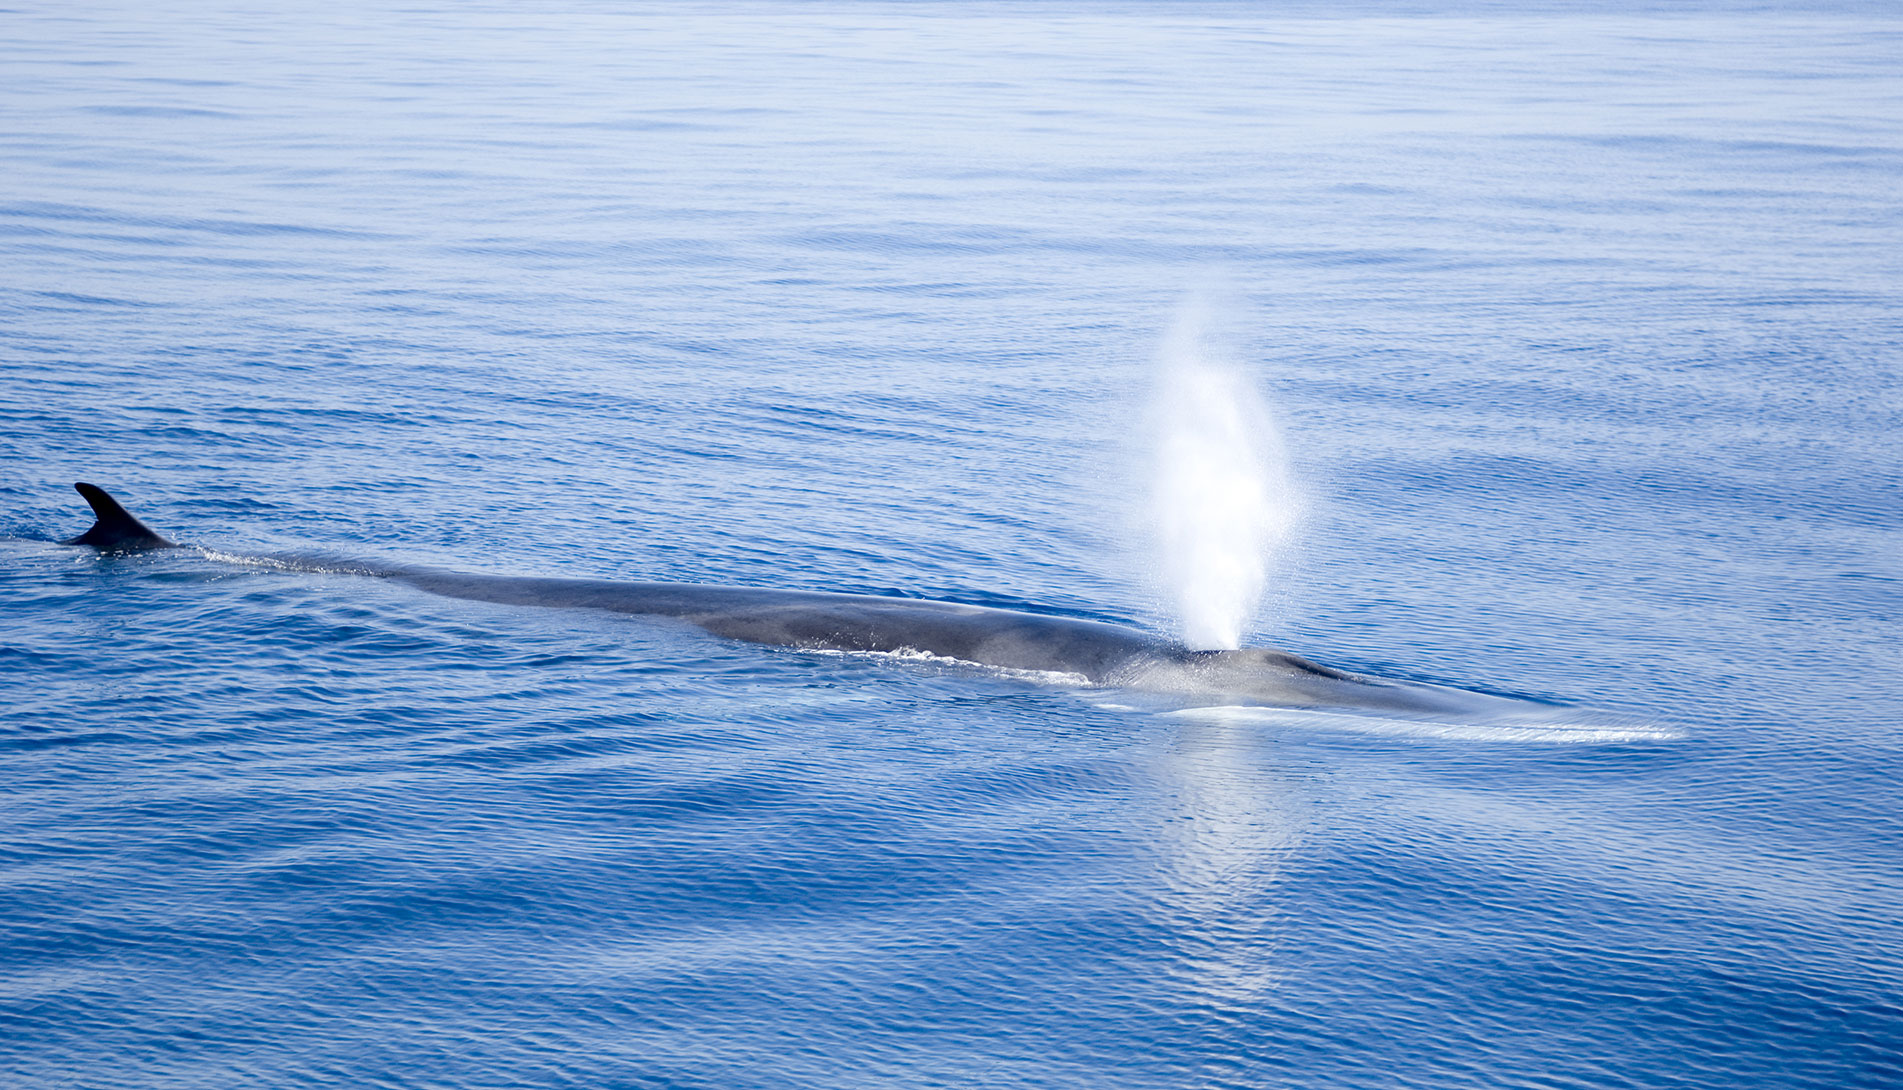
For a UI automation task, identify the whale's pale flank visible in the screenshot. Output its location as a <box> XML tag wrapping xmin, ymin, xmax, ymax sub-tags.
<box><xmin>61</xmin><ymin>481</ymin><xmax>1558</xmax><ymax>719</ymax></box>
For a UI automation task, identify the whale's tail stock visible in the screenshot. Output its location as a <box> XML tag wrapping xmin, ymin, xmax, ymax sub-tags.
<box><xmin>64</xmin><ymin>482</ymin><xmax>174</xmax><ymax>551</ymax></box>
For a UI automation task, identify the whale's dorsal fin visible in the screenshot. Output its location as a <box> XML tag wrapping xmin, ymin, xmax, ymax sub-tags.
<box><xmin>65</xmin><ymin>482</ymin><xmax>174</xmax><ymax>551</ymax></box>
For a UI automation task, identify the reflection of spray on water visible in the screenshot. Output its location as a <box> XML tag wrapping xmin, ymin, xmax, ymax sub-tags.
<box><xmin>1149</xmin><ymin>299</ymin><xmax>1302</xmax><ymax>650</ymax></box>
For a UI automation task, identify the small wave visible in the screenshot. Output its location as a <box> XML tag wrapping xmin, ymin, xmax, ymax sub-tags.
<box><xmin>798</xmin><ymin>645</ymin><xmax>1092</xmax><ymax>688</ymax></box>
<box><xmin>194</xmin><ymin>548</ymin><xmax>396</xmax><ymax>579</ymax></box>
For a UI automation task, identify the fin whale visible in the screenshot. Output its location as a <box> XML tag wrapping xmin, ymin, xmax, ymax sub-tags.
<box><xmin>56</xmin><ymin>483</ymin><xmax>1525</xmax><ymax>716</ymax></box>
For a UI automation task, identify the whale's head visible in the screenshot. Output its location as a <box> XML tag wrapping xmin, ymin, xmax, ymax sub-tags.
<box><xmin>1116</xmin><ymin>646</ymin><xmax>1487</xmax><ymax>715</ymax></box>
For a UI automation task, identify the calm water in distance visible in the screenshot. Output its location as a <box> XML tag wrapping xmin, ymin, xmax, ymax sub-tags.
<box><xmin>2</xmin><ymin>3</ymin><xmax>1900</xmax><ymax>1087</ymax></box>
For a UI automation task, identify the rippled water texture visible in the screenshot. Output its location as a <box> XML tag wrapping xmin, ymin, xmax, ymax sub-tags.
<box><xmin>3</xmin><ymin>3</ymin><xmax>1900</xmax><ymax>1087</ymax></box>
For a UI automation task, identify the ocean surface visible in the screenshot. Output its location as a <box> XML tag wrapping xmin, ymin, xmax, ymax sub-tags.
<box><xmin>3</xmin><ymin>2</ymin><xmax>1900</xmax><ymax>1087</ymax></box>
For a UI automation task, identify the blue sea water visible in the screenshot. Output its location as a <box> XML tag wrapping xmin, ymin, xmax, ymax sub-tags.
<box><xmin>3</xmin><ymin>1</ymin><xmax>1901</xmax><ymax>1086</ymax></box>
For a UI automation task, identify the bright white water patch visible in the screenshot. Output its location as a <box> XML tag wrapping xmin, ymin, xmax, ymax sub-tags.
<box><xmin>1165</xmin><ymin>705</ymin><xmax>1687</xmax><ymax>745</ymax></box>
<box><xmin>1149</xmin><ymin>299</ymin><xmax>1302</xmax><ymax>650</ymax></box>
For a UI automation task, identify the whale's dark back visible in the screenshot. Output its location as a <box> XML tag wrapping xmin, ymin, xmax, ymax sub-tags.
<box><xmin>393</xmin><ymin>568</ymin><xmax>1169</xmax><ymax>681</ymax></box>
<box><xmin>55</xmin><ymin>484</ymin><xmax>1534</xmax><ymax>718</ymax></box>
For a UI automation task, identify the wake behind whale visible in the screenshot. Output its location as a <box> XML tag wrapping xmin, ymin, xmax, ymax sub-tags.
<box><xmin>58</xmin><ymin>482</ymin><xmax>1665</xmax><ymax>738</ymax></box>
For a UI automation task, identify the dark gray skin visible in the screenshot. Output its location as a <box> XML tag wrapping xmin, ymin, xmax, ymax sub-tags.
<box><xmin>65</xmin><ymin>482</ymin><xmax>173</xmax><ymax>551</ymax></box>
<box><xmin>62</xmin><ymin>482</ymin><xmax>1516</xmax><ymax>716</ymax></box>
